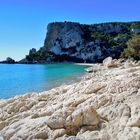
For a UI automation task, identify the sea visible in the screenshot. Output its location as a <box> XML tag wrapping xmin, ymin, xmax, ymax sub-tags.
<box><xmin>0</xmin><ymin>64</ymin><xmax>88</xmax><ymax>99</ymax></box>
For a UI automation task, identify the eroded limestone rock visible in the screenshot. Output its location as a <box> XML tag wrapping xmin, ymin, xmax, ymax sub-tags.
<box><xmin>0</xmin><ymin>60</ymin><xmax>140</xmax><ymax>140</ymax></box>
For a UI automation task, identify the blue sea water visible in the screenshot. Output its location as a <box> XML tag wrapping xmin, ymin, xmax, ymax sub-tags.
<box><xmin>0</xmin><ymin>64</ymin><xmax>88</xmax><ymax>99</ymax></box>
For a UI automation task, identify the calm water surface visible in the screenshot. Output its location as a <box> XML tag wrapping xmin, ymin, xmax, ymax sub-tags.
<box><xmin>0</xmin><ymin>64</ymin><xmax>88</xmax><ymax>99</ymax></box>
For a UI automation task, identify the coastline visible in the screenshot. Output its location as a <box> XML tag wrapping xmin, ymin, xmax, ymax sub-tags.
<box><xmin>0</xmin><ymin>59</ymin><xmax>140</xmax><ymax>139</ymax></box>
<box><xmin>0</xmin><ymin>63</ymin><xmax>88</xmax><ymax>99</ymax></box>
<box><xmin>74</xmin><ymin>63</ymin><xmax>95</xmax><ymax>66</ymax></box>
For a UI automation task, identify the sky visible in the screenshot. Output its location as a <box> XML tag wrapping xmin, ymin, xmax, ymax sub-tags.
<box><xmin>0</xmin><ymin>0</ymin><xmax>140</xmax><ymax>61</ymax></box>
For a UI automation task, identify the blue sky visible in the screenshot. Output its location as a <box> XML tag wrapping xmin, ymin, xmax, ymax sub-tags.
<box><xmin>0</xmin><ymin>0</ymin><xmax>140</xmax><ymax>61</ymax></box>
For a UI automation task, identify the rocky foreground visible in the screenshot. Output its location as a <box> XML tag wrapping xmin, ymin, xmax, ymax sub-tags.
<box><xmin>0</xmin><ymin>58</ymin><xmax>140</xmax><ymax>140</ymax></box>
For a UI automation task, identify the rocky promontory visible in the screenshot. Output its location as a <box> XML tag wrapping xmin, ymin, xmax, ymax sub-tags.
<box><xmin>23</xmin><ymin>21</ymin><xmax>140</xmax><ymax>64</ymax></box>
<box><xmin>0</xmin><ymin>57</ymin><xmax>16</xmax><ymax>64</ymax></box>
<box><xmin>0</xmin><ymin>58</ymin><xmax>140</xmax><ymax>140</ymax></box>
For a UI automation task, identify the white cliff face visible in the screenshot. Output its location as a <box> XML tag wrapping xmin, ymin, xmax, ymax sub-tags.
<box><xmin>61</xmin><ymin>31</ymin><xmax>83</xmax><ymax>49</ymax></box>
<box><xmin>96</xmin><ymin>23</ymin><xmax>125</xmax><ymax>33</ymax></box>
<box><xmin>131</xmin><ymin>28</ymin><xmax>140</xmax><ymax>33</ymax></box>
<box><xmin>50</xmin><ymin>45</ymin><xmax>62</xmax><ymax>55</ymax></box>
<box><xmin>0</xmin><ymin>59</ymin><xmax>140</xmax><ymax>140</ymax></box>
<box><xmin>43</xmin><ymin>22</ymin><xmax>132</xmax><ymax>63</ymax></box>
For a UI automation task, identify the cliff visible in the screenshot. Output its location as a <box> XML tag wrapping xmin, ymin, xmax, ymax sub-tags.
<box><xmin>0</xmin><ymin>58</ymin><xmax>140</xmax><ymax>139</ymax></box>
<box><xmin>23</xmin><ymin>21</ymin><xmax>140</xmax><ymax>63</ymax></box>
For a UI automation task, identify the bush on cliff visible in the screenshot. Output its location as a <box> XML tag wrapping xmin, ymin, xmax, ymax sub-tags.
<box><xmin>26</xmin><ymin>50</ymin><xmax>54</xmax><ymax>62</ymax></box>
<box><xmin>121</xmin><ymin>35</ymin><xmax>140</xmax><ymax>60</ymax></box>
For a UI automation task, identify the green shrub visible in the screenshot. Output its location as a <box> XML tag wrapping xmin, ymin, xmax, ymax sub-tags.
<box><xmin>127</xmin><ymin>35</ymin><xmax>140</xmax><ymax>53</ymax></box>
<box><xmin>121</xmin><ymin>35</ymin><xmax>140</xmax><ymax>60</ymax></box>
<box><xmin>131</xmin><ymin>23</ymin><xmax>140</xmax><ymax>29</ymax></box>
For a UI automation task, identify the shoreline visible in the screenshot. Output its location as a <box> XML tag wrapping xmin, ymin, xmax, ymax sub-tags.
<box><xmin>0</xmin><ymin>63</ymin><xmax>89</xmax><ymax>100</ymax></box>
<box><xmin>0</xmin><ymin>63</ymin><xmax>94</xmax><ymax>100</ymax></box>
<box><xmin>74</xmin><ymin>63</ymin><xmax>95</xmax><ymax>66</ymax></box>
<box><xmin>0</xmin><ymin>59</ymin><xmax>140</xmax><ymax>139</ymax></box>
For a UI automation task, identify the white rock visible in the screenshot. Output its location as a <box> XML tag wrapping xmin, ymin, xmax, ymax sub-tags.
<box><xmin>0</xmin><ymin>60</ymin><xmax>140</xmax><ymax>139</ymax></box>
<box><xmin>103</xmin><ymin>57</ymin><xmax>118</xmax><ymax>68</ymax></box>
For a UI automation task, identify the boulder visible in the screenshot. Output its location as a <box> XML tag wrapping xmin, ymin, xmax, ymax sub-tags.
<box><xmin>0</xmin><ymin>121</ymin><xmax>6</xmax><ymax>130</ymax></box>
<box><xmin>65</xmin><ymin>106</ymin><xmax>100</xmax><ymax>129</ymax></box>
<box><xmin>103</xmin><ymin>57</ymin><xmax>118</xmax><ymax>68</ymax></box>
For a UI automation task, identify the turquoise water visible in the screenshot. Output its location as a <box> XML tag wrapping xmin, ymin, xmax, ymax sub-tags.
<box><xmin>0</xmin><ymin>64</ymin><xmax>88</xmax><ymax>99</ymax></box>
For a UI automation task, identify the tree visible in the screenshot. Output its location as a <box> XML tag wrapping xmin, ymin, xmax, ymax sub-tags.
<box><xmin>29</xmin><ymin>48</ymin><xmax>36</xmax><ymax>56</ymax></box>
<box><xmin>127</xmin><ymin>35</ymin><xmax>140</xmax><ymax>53</ymax></box>
<box><xmin>121</xmin><ymin>35</ymin><xmax>140</xmax><ymax>60</ymax></box>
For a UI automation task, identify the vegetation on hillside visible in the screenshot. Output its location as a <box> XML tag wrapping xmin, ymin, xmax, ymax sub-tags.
<box><xmin>121</xmin><ymin>35</ymin><xmax>140</xmax><ymax>60</ymax></box>
<box><xmin>25</xmin><ymin>48</ymin><xmax>54</xmax><ymax>62</ymax></box>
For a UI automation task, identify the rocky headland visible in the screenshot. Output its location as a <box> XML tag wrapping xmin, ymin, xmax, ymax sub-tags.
<box><xmin>21</xmin><ymin>21</ymin><xmax>140</xmax><ymax>64</ymax></box>
<box><xmin>0</xmin><ymin>57</ymin><xmax>16</xmax><ymax>64</ymax></box>
<box><xmin>1</xmin><ymin>21</ymin><xmax>140</xmax><ymax>64</ymax></box>
<box><xmin>0</xmin><ymin>58</ymin><xmax>140</xmax><ymax>140</ymax></box>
